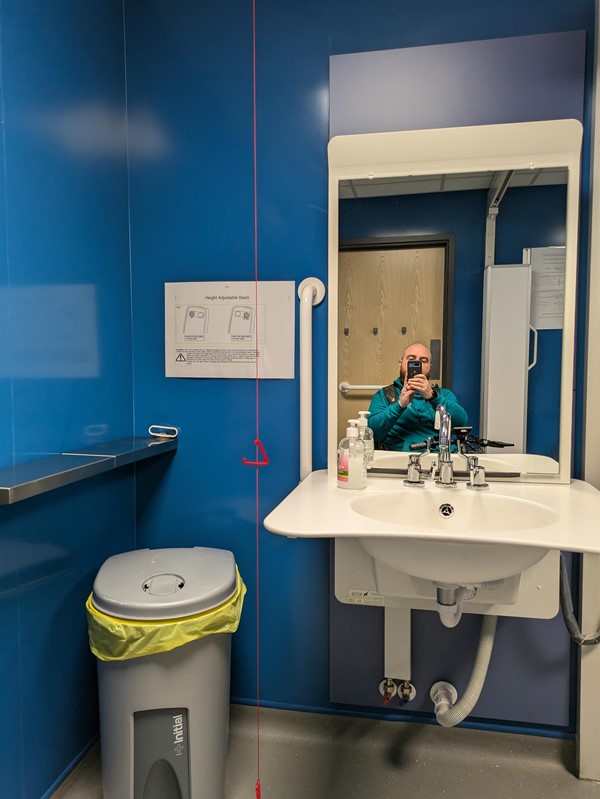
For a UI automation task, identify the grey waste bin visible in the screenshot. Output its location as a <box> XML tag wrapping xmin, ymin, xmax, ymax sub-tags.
<box><xmin>90</xmin><ymin>547</ymin><xmax>240</xmax><ymax>799</ymax></box>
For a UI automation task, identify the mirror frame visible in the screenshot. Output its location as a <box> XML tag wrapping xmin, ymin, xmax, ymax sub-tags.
<box><xmin>327</xmin><ymin>119</ymin><xmax>583</xmax><ymax>483</ymax></box>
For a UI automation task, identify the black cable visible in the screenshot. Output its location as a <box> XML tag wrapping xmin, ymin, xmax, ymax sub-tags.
<box><xmin>559</xmin><ymin>552</ymin><xmax>600</xmax><ymax>646</ymax></box>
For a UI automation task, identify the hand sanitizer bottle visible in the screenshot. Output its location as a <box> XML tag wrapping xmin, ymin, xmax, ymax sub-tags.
<box><xmin>337</xmin><ymin>420</ymin><xmax>367</xmax><ymax>489</ymax></box>
<box><xmin>357</xmin><ymin>411</ymin><xmax>374</xmax><ymax>466</ymax></box>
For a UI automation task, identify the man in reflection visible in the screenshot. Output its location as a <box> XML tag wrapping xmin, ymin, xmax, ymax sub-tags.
<box><xmin>368</xmin><ymin>342</ymin><xmax>468</xmax><ymax>451</ymax></box>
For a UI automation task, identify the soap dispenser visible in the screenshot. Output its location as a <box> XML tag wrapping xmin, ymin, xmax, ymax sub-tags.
<box><xmin>357</xmin><ymin>411</ymin><xmax>374</xmax><ymax>466</ymax></box>
<box><xmin>337</xmin><ymin>420</ymin><xmax>367</xmax><ymax>490</ymax></box>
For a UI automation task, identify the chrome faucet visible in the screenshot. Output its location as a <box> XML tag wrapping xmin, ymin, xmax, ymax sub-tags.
<box><xmin>455</xmin><ymin>441</ymin><xmax>489</xmax><ymax>489</ymax></box>
<box><xmin>435</xmin><ymin>405</ymin><xmax>456</xmax><ymax>487</ymax></box>
<box><xmin>462</xmin><ymin>454</ymin><xmax>489</xmax><ymax>489</ymax></box>
<box><xmin>403</xmin><ymin>438</ymin><xmax>437</xmax><ymax>486</ymax></box>
<box><xmin>453</xmin><ymin>427</ymin><xmax>489</xmax><ymax>489</ymax></box>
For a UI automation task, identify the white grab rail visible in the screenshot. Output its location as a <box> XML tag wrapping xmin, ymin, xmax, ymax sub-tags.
<box><xmin>298</xmin><ymin>277</ymin><xmax>326</xmax><ymax>481</ymax></box>
<box><xmin>528</xmin><ymin>325</ymin><xmax>538</xmax><ymax>371</ymax></box>
<box><xmin>338</xmin><ymin>381</ymin><xmax>383</xmax><ymax>394</ymax></box>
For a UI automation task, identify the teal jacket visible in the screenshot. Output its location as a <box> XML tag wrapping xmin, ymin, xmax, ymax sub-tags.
<box><xmin>367</xmin><ymin>378</ymin><xmax>468</xmax><ymax>451</ymax></box>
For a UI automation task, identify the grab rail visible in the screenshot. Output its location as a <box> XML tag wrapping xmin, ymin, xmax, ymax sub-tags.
<box><xmin>338</xmin><ymin>381</ymin><xmax>383</xmax><ymax>395</ymax></box>
<box><xmin>298</xmin><ymin>278</ymin><xmax>326</xmax><ymax>481</ymax></box>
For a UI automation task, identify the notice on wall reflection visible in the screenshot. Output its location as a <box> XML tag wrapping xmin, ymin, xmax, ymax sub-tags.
<box><xmin>525</xmin><ymin>246</ymin><xmax>565</xmax><ymax>330</ymax></box>
<box><xmin>0</xmin><ymin>284</ymin><xmax>99</xmax><ymax>377</ymax></box>
<box><xmin>164</xmin><ymin>281</ymin><xmax>294</xmax><ymax>379</ymax></box>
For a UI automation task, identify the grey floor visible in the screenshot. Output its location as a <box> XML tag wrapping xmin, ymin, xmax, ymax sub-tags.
<box><xmin>52</xmin><ymin>704</ymin><xmax>600</xmax><ymax>799</ymax></box>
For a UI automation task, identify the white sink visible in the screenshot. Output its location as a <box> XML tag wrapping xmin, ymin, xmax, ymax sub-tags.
<box><xmin>351</xmin><ymin>491</ymin><xmax>557</xmax><ymax>584</ymax></box>
<box><xmin>351</xmin><ymin>489</ymin><xmax>558</xmax><ymax>530</ymax></box>
<box><xmin>263</xmin><ymin>471</ymin><xmax>600</xmax><ymax>586</ymax></box>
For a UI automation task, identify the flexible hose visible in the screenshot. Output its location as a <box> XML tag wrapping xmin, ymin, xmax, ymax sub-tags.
<box><xmin>435</xmin><ymin>615</ymin><xmax>498</xmax><ymax>727</ymax></box>
<box><xmin>559</xmin><ymin>553</ymin><xmax>600</xmax><ymax>646</ymax></box>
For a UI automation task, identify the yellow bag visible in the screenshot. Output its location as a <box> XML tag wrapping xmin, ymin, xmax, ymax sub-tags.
<box><xmin>87</xmin><ymin>568</ymin><xmax>246</xmax><ymax>662</ymax></box>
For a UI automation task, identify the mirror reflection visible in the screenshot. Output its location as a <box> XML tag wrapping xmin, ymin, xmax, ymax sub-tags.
<box><xmin>337</xmin><ymin>168</ymin><xmax>567</xmax><ymax>470</ymax></box>
<box><xmin>366</xmin><ymin>340</ymin><xmax>468</xmax><ymax>452</ymax></box>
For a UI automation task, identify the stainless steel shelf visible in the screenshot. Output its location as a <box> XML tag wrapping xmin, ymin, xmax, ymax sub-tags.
<box><xmin>0</xmin><ymin>436</ymin><xmax>178</xmax><ymax>505</ymax></box>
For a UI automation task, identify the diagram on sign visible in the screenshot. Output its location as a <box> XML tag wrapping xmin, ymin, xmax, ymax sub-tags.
<box><xmin>228</xmin><ymin>306</ymin><xmax>255</xmax><ymax>339</ymax></box>
<box><xmin>175</xmin><ymin>301</ymin><xmax>264</xmax><ymax>346</ymax></box>
<box><xmin>183</xmin><ymin>306</ymin><xmax>209</xmax><ymax>339</ymax></box>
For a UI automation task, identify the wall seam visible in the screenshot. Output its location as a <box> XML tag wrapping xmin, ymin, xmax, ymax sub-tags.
<box><xmin>0</xmin><ymin>2</ymin><xmax>26</xmax><ymax>795</ymax></box>
<box><xmin>121</xmin><ymin>0</ymin><xmax>138</xmax><ymax>548</ymax></box>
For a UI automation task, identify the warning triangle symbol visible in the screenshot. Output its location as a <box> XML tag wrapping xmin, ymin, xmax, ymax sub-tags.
<box><xmin>176</xmin><ymin>353</ymin><xmax>186</xmax><ymax>362</ymax></box>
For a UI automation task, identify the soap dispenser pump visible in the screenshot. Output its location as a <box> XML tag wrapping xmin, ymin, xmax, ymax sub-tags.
<box><xmin>337</xmin><ymin>420</ymin><xmax>367</xmax><ymax>490</ymax></box>
<box><xmin>357</xmin><ymin>411</ymin><xmax>374</xmax><ymax>465</ymax></box>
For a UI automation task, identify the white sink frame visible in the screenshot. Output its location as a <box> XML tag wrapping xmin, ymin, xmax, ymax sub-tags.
<box><xmin>334</xmin><ymin>538</ymin><xmax>559</xmax><ymax>617</ymax></box>
<box><xmin>264</xmin><ymin>468</ymin><xmax>599</xmax><ymax>623</ymax></box>
<box><xmin>265</xmin><ymin>470</ymin><xmax>600</xmax><ymax>555</ymax></box>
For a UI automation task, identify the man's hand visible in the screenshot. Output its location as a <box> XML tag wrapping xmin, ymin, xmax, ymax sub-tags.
<box><xmin>401</xmin><ymin>374</ymin><xmax>434</xmax><ymax>405</ymax></box>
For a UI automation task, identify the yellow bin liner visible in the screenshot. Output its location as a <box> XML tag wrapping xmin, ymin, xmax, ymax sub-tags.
<box><xmin>87</xmin><ymin>568</ymin><xmax>246</xmax><ymax>662</ymax></box>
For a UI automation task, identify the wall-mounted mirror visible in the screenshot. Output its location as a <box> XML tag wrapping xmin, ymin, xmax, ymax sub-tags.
<box><xmin>327</xmin><ymin>120</ymin><xmax>582</xmax><ymax>483</ymax></box>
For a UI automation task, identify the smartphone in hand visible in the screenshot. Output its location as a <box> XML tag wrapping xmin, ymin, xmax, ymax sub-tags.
<box><xmin>407</xmin><ymin>360</ymin><xmax>422</xmax><ymax>379</ymax></box>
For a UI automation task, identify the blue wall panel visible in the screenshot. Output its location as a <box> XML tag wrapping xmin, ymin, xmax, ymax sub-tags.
<box><xmin>0</xmin><ymin>2</ymin><xmax>135</xmax><ymax>797</ymax></box>
<box><xmin>125</xmin><ymin>0</ymin><xmax>594</xmax><ymax>734</ymax></box>
<box><xmin>330</xmin><ymin>31</ymin><xmax>585</xmax><ymax>137</ymax></box>
<box><xmin>328</xmin><ymin>0</ymin><xmax>592</xmax><ymax>53</ymax></box>
<box><xmin>2</xmin><ymin>0</ymin><xmax>134</xmax><ymax>461</ymax></box>
<box><xmin>125</xmin><ymin>0</ymin><xmax>331</xmax><ymax>713</ymax></box>
<box><xmin>0</xmin><ymin>60</ymin><xmax>12</xmax><ymax>468</ymax></box>
<box><xmin>0</xmin><ymin>517</ymin><xmax>23</xmax><ymax>798</ymax></box>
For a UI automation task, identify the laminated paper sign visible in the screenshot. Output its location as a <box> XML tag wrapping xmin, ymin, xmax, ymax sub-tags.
<box><xmin>526</xmin><ymin>246</ymin><xmax>565</xmax><ymax>331</ymax></box>
<box><xmin>165</xmin><ymin>281</ymin><xmax>295</xmax><ymax>379</ymax></box>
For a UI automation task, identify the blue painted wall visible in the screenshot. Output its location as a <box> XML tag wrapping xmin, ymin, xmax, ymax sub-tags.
<box><xmin>0</xmin><ymin>0</ymin><xmax>596</xmax><ymax>796</ymax></box>
<box><xmin>126</xmin><ymin>0</ymin><xmax>594</xmax><ymax>734</ymax></box>
<box><xmin>0</xmin><ymin>2</ymin><xmax>136</xmax><ymax>797</ymax></box>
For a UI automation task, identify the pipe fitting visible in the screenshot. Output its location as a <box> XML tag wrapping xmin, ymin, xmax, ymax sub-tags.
<box><xmin>435</xmin><ymin>585</ymin><xmax>468</xmax><ymax>627</ymax></box>
<box><xmin>430</xmin><ymin>681</ymin><xmax>458</xmax><ymax>716</ymax></box>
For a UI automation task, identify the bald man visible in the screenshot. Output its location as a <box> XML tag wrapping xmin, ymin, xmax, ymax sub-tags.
<box><xmin>367</xmin><ymin>342</ymin><xmax>468</xmax><ymax>451</ymax></box>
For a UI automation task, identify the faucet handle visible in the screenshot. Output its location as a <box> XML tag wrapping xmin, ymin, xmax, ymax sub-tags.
<box><xmin>465</xmin><ymin>456</ymin><xmax>489</xmax><ymax>490</ymax></box>
<box><xmin>404</xmin><ymin>441</ymin><xmax>436</xmax><ymax>486</ymax></box>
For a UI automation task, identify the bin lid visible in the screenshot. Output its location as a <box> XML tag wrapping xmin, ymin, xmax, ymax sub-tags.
<box><xmin>91</xmin><ymin>547</ymin><xmax>237</xmax><ymax>620</ymax></box>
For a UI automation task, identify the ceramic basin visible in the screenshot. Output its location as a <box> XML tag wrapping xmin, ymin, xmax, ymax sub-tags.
<box><xmin>351</xmin><ymin>490</ymin><xmax>558</xmax><ymax>584</ymax></box>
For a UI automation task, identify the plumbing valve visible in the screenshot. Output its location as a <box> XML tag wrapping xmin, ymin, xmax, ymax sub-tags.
<box><xmin>399</xmin><ymin>681</ymin><xmax>417</xmax><ymax>703</ymax></box>
<box><xmin>379</xmin><ymin>678</ymin><xmax>398</xmax><ymax>705</ymax></box>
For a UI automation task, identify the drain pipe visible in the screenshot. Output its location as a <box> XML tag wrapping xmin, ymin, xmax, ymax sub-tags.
<box><xmin>436</xmin><ymin>585</ymin><xmax>468</xmax><ymax>628</ymax></box>
<box><xmin>431</xmin><ymin>615</ymin><xmax>498</xmax><ymax>727</ymax></box>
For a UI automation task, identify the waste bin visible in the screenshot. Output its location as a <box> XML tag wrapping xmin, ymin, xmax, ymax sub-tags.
<box><xmin>87</xmin><ymin>547</ymin><xmax>246</xmax><ymax>799</ymax></box>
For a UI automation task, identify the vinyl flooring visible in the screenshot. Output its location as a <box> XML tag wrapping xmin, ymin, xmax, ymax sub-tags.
<box><xmin>52</xmin><ymin>704</ymin><xmax>600</xmax><ymax>799</ymax></box>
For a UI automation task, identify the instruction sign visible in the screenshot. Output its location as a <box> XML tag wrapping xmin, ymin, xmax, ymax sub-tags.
<box><xmin>525</xmin><ymin>246</ymin><xmax>565</xmax><ymax>330</ymax></box>
<box><xmin>165</xmin><ymin>281</ymin><xmax>295</xmax><ymax>378</ymax></box>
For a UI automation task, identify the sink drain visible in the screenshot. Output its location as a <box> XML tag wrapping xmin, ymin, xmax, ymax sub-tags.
<box><xmin>439</xmin><ymin>503</ymin><xmax>454</xmax><ymax>518</ymax></box>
